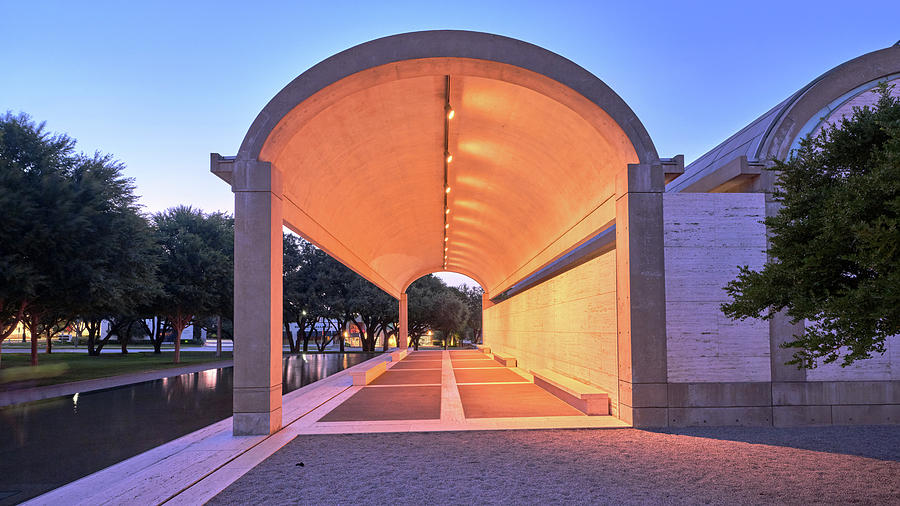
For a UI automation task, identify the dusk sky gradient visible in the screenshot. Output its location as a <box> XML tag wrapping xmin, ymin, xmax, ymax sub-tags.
<box><xmin>3</xmin><ymin>0</ymin><xmax>898</xmax><ymax>287</ymax></box>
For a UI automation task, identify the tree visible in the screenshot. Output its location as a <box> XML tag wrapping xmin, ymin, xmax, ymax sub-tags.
<box><xmin>318</xmin><ymin>254</ymin><xmax>357</xmax><ymax>353</ymax></box>
<box><xmin>433</xmin><ymin>288</ymin><xmax>470</xmax><ymax>349</ymax></box>
<box><xmin>283</xmin><ymin>235</ymin><xmax>326</xmax><ymax>354</ymax></box>
<box><xmin>153</xmin><ymin>206</ymin><xmax>232</xmax><ymax>363</ymax></box>
<box><xmin>70</xmin><ymin>158</ymin><xmax>159</xmax><ymax>357</ymax></box>
<box><xmin>722</xmin><ymin>85</ymin><xmax>900</xmax><ymax>368</ymax></box>
<box><xmin>0</xmin><ymin>112</ymin><xmax>157</xmax><ymax>366</ymax></box>
<box><xmin>460</xmin><ymin>284</ymin><xmax>484</xmax><ymax>344</ymax></box>
<box><xmin>352</xmin><ymin>279</ymin><xmax>397</xmax><ymax>352</ymax></box>
<box><xmin>407</xmin><ymin>275</ymin><xmax>448</xmax><ymax>350</ymax></box>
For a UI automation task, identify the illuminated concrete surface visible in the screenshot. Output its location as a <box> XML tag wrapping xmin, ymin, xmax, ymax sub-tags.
<box><xmin>212</xmin><ymin>32</ymin><xmax>900</xmax><ymax>435</ymax></box>
<box><xmin>313</xmin><ymin>350</ymin><xmax>612</xmax><ymax>423</ymax></box>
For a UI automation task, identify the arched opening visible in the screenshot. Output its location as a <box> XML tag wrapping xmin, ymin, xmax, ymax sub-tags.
<box><xmin>402</xmin><ymin>271</ymin><xmax>485</xmax><ymax>350</ymax></box>
<box><xmin>214</xmin><ymin>30</ymin><xmax>668</xmax><ymax>435</ymax></box>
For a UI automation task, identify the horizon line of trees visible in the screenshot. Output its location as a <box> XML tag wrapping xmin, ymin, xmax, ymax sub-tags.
<box><xmin>283</xmin><ymin>234</ymin><xmax>482</xmax><ymax>353</ymax></box>
<box><xmin>0</xmin><ymin>112</ymin><xmax>233</xmax><ymax>367</ymax></box>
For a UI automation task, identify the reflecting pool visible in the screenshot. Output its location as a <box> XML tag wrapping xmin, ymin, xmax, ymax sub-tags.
<box><xmin>0</xmin><ymin>353</ymin><xmax>376</xmax><ymax>504</ymax></box>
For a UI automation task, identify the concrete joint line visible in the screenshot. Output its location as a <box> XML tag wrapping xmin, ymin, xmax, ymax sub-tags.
<box><xmin>441</xmin><ymin>351</ymin><xmax>466</xmax><ymax>423</ymax></box>
<box><xmin>232</xmin><ymin>189</ymin><xmax>283</xmax><ymax>198</ymax></box>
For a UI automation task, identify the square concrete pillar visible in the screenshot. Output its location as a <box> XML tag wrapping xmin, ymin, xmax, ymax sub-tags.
<box><xmin>399</xmin><ymin>292</ymin><xmax>408</xmax><ymax>349</ymax></box>
<box><xmin>615</xmin><ymin>163</ymin><xmax>669</xmax><ymax>427</ymax></box>
<box><xmin>232</xmin><ymin>159</ymin><xmax>283</xmax><ymax>436</ymax></box>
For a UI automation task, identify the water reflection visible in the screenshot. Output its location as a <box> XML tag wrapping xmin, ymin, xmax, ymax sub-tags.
<box><xmin>0</xmin><ymin>353</ymin><xmax>375</xmax><ymax>505</ymax></box>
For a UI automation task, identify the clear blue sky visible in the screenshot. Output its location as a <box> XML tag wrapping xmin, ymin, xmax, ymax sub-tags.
<box><xmin>3</xmin><ymin>0</ymin><xmax>898</xmax><ymax>287</ymax></box>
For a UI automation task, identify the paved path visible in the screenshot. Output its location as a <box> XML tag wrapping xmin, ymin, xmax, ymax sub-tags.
<box><xmin>0</xmin><ymin>360</ymin><xmax>233</xmax><ymax>407</ymax></box>
<box><xmin>210</xmin><ymin>426</ymin><xmax>900</xmax><ymax>505</ymax></box>
<box><xmin>288</xmin><ymin>349</ymin><xmax>625</xmax><ymax>434</ymax></box>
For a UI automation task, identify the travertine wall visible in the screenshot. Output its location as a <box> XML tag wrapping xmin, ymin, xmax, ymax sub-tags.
<box><xmin>483</xmin><ymin>250</ymin><xmax>619</xmax><ymax>415</ymax></box>
<box><xmin>807</xmin><ymin>334</ymin><xmax>900</xmax><ymax>381</ymax></box>
<box><xmin>663</xmin><ymin>193</ymin><xmax>770</xmax><ymax>383</ymax></box>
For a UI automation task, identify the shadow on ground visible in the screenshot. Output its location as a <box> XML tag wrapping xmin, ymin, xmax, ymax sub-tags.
<box><xmin>646</xmin><ymin>425</ymin><xmax>900</xmax><ymax>462</ymax></box>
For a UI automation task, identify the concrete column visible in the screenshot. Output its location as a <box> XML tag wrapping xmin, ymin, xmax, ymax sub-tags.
<box><xmin>399</xmin><ymin>292</ymin><xmax>408</xmax><ymax>349</ymax></box>
<box><xmin>615</xmin><ymin>163</ymin><xmax>669</xmax><ymax>427</ymax></box>
<box><xmin>232</xmin><ymin>159</ymin><xmax>283</xmax><ymax>436</ymax></box>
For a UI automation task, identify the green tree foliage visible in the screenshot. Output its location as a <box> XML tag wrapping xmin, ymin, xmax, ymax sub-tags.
<box><xmin>432</xmin><ymin>287</ymin><xmax>470</xmax><ymax>349</ymax></box>
<box><xmin>283</xmin><ymin>235</ymin><xmax>337</xmax><ymax>353</ymax></box>
<box><xmin>722</xmin><ymin>85</ymin><xmax>900</xmax><ymax>368</ymax></box>
<box><xmin>405</xmin><ymin>275</ymin><xmax>470</xmax><ymax>350</ymax></box>
<box><xmin>459</xmin><ymin>284</ymin><xmax>485</xmax><ymax>344</ymax></box>
<box><xmin>351</xmin><ymin>279</ymin><xmax>397</xmax><ymax>353</ymax></box>
<box><xmin>283</xmin><ymin>237</ymin><xmax>479</xmax><ymax>353</ymax></box>
<box><xmin>0</xmin><ymin>112</ymin><xmax>157</xmax><ymax>366</ymax></box>
<box><xmin>283</xmin><ymin>235</ymin><xmax>398</xmax><ymax>353</ymax></box>
<box><xmin>152</xmin><ymin>206</ymin><xmax>232</xmax><ymax>363</ymax></box>
<box><xmin>406</xmin><ymin>275</ymin><xmax>445</xmax><ymax>350</ymax></box>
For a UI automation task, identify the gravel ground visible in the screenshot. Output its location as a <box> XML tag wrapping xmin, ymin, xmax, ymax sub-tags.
<box><xmin>210</xmin><ymin>426</ymin><xmax>900</xmax><ymax>505</ymax></box>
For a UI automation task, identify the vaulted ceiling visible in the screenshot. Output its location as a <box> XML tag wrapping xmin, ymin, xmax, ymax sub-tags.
<box><xmin>258</xmin><ymin>58</ymin><xmax>639</xmax><ymax>298</ymax></box>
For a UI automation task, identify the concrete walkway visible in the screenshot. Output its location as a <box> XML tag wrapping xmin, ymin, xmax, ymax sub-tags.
<box><xmin>26</xmin><ymin>350</ymin><xmax>624</xmax><ymax>505</ymax></box>
<box><xmin>0</xmin><ymin>360</ymin><xmax>233</xmax><ymax>407</ymax></box>
<box><xmin>301</xmin><ymin>349</ymin><xmax>623</xmax><ymax>433</ymax></box>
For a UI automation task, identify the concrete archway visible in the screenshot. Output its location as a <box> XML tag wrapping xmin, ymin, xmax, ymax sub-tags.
<box><xmin>213</xmin><ymin>30</ymin><xmax>669</xmax><ymax>435</ymax></box>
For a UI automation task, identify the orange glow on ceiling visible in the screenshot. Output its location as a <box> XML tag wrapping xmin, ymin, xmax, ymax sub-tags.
<box><xmin>261</xmin><ymin>58</ymin><xmax>638</xmax><ymax>297</ymax></box>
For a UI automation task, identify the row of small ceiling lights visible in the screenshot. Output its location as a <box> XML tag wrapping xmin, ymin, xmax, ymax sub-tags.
<box><xmin>443</xmin><ymin>75</ymin><xmax>454</xmax><ymax>270</ymax></box>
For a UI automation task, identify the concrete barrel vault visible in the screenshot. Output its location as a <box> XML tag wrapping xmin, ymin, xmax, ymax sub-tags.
<box><xmin>213</xmin><ymin>30</ymin><xmax>675</xmax><ymax>435</ymax></box>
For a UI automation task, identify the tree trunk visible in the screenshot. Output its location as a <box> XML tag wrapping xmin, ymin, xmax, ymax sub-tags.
<box><xmin>92</xmin><ymin>319</ymin><xmax>120</xmax><ymax>356</ymax></box>
<box><xmin>87</xmin><ymin>320</ymin><xmax>99</xmax><ymax>356</ymax></box>
<box><xmin>171</xmin><ymin>314</ymin><xmax>191</xmax><ymax>364</ymax></box>
<box><xmin>216</xmin><ymin>315</ymin><xmax>222</xmax><ymax>358</ymax></box>
<box><xmin>153</xmin><ymin>319</ymin><xmax>166</xmax><ymax>354</ymax></box>
<box><xmin>382</xmin><ymin>325</ymin><xmax>390</xmax><ymax>352</ymax></box>
<box><xmin>29</xmin><ymin>315</ymin><xmax>39</xmax><ymax>366</ymax></box>
<box><xmin>0</xmin><ymin>300</ymin><xmax>25</xmax><ymax>344</ymax></box>
<box><xmin>121</xmin><ymin>321</ymin><xmax>134</xmax><ymax>354</ymax></box>
<box><xmin>45</xmin><ymin>328</ymin><xmax>52</xmax><ymax>354</ymax></box>
<box><xmin>354</xmin><ymin>316</ymin><xmax>369</xmax><ymax>352</ymax></box>
<box><xmin>302</xmin><ymin>328</ymin><xmax>311</xmax><ymax>353</ymax></box>
<box><xmin>283</xmin><ymin>322</ymin><xmax>293</xmax><ymax>354</ymax></box>
<box><xmin>315</xmin><ymin>329</ymin><xmax>325</xmax><ymax>352</ymax></box>
<box><xmin>284</xmin><ymin>318</ymin><xmax>304</xmax><ymax>355</ymax></box>
<box><xmin>174</xmin><ymin>325</ymin><xmax>182</xmax><ymax>363</ymax></box>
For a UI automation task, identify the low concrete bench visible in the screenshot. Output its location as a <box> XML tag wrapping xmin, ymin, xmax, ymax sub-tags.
<box><xmin>476</xmin><ymin>344</ymin><xmax>491</xmax><ymax>354</ymax></box>
<box><xmin>531</xmin><ymin>369</ymin><xmax>609</xmax><ymax>415</ymax></box>
<box><xmin>350</xmin><ymin>360</ymin><xmax>387</xmax><ymax>386</ymax></box>
<box><xmin>389</xmin><ymin>349</ymin><xmax>408</xmax><ymax>362</ymax></box>
<box><xmin>492</xmin><ymin>352</ymin><xmax>516</xmax><ymax>367</ymax></box>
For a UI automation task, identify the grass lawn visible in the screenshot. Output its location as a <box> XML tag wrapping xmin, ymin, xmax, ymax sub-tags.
<box><xmin>0</xmin><ymin>351</ymin><xmax>233</xmax><ymax>389</ymax></box>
